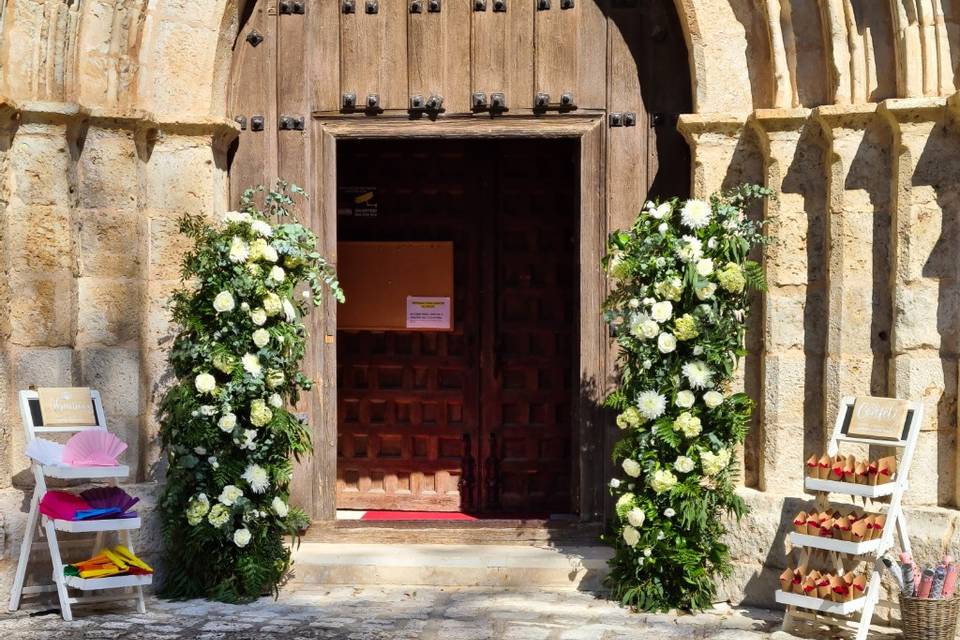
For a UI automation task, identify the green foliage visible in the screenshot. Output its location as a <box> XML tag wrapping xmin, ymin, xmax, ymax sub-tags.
<box><xmin>157</xmin><ymin>181</ymin><xmax>342</xmax><ymax>602</ymax></box>
<box><xmin>602</xmin><ymin>186</ymin><xmax>770</xmax><ymax>612</ymax></box>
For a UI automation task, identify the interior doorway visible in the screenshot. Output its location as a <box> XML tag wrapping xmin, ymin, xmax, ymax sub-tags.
<box><xmin>335</xmin><ymin>138</ymin><xmax>580</xmax><ymax>516</ymax></box>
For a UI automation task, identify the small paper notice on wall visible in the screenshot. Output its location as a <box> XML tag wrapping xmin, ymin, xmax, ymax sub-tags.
<box><xmin>406</xmin><ymin>296</ymin><xmax>451</xmax><ymax>330</ymax></box>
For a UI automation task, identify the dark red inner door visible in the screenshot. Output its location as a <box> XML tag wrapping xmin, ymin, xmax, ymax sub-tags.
<box><xmin>335</xmin><ymin>138</ymin><xmax>578</xmax><ymax>515</ymax></box>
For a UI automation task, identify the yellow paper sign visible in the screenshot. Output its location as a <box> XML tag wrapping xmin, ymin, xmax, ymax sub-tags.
<box><xmin>847</xmin><ymin>397</ymin><xmax>909</xmax><ymax>440</ymax></box>
<box><xmin>37</xmin><ymin>387</ymin><xmax>96</xmax><ymax>426</ymax></box>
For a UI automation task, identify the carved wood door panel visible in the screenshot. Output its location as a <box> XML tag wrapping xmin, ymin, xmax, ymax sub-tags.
<box><xmin>335</xmin><ymin>139</ymin><xmax>576</xmax><ymax>514</ymax></box>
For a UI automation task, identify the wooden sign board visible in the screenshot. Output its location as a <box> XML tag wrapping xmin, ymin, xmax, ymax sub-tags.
<box><xmin>847</xmin><ymin>397</ymin><xmax>910</xmax><ymax>440</ymax></box>
<box><xmin>37</xmin><ymin>387</ymin><xmax>96</xmax><ymax>425</ymax></box>
<box><xmin>337</xmin><ymin>241</ymin><xmax>454</xmax><ymax>331</ymax></box>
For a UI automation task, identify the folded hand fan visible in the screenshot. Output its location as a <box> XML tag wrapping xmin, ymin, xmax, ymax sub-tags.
<box><xmin>80</xmin><ymin>487</ymin><xmax>139</xmax><ymax>516</ymax></box>
<box><xmin>62</xmin><ymin>430</ymin><xmax>127</xmax><ymax>466</ymax></box>
<box><xmin>39</xmin><ymin>491</ymin><xmax>93</xmax><ymax>520</ymax></box>
<box><xmin>74</xmin><ymin>507</ymin><xmax>123</xmax><ymax>520</ymax></box>
<box><xmin>25</xmin><ymin>438</ymin><xmax>65</xmax><ymax>466</ymax></box>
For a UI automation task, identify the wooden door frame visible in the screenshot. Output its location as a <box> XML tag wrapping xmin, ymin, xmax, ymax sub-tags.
<box><xmin>297</xmin><ymin>114</ymin><xmax>607</xmax><ymax>523</ymax></box>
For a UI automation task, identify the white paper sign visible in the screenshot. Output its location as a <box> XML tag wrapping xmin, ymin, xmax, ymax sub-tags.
<box><xmin>406</xmin><ymin>296</ymin><xmax>451</xmax><ymax>329</ymax></box>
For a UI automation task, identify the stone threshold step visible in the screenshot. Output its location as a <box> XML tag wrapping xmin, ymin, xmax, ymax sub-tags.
<box><xmin>302</xmin><ymin>520</ymin><xmax>604</xmax><ymax>546</ymax></box>
<box><xmin>288</xmin><ymin>543</ymin><xmax>612</xmax><ymax>591</ymax></box>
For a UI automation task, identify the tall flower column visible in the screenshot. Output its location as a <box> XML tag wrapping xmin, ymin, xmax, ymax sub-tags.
<box><xmin>603</xmin><ymin>187</ymin><xmax>769</xmax><ymax>611</ymax></box>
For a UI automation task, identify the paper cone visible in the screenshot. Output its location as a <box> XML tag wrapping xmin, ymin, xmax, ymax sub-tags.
<box><xmin>819</xmin><ymin>517</ymin><xmax>835</xmax><ymax>538</ymax></box>
<box><xmin>793</xmin><ymin>511</ymin><xmax>808</xmax><ymax>534</ymax></box>
<box><xmin>854</xmin><ymin>461</ymin><xmax>869</xmax><ymax>484</ymax></box>
<box><xmin>779</xmin><ymin>567</ymin><xmax>793</xmax><ymax>592</ymax></box>
<box><xmin>831</xmin><ymin>454</ymin><xmax>846</xmax><ymax>481</ymax></box>
<box><xmin>862</xmin><ymin>515</ymin><xmax>877</xmax><ymax>540</ymax></box>
<box><xmin>802</xmin><ymin>574</ymin><xmax>819</xmax><ymax>597</ymax></box>
<box><xmin>806</xmin><ymin>512</ymin><xmax>820</xmax><ymax>536</ymax></box>
<box><xmin>868</xmin><ymin>460</ymin><xmax>879</xmax><ymax>485</ymax></box>
<box><xmin>851</xmin><ymin>518</ymin><xmax>869</xmax><ymax>542</ymax></box>
<box><xmin>793</xmin><ymin>568</ymin><xmax>805</xmax><ymax>595</ymax></box>
<box><xmin>816</xmin><ymin>574</ymin><xmax>832</xmax><ymax>599</ymax></box>
<box><xmin>838</xmin><ymin>516</ymin><xmax>853</xmax><ymax>541</ymax></box>
<box><xmin>818</xmin><ymin>454</ymin><xmax>831</xmax><ymax>479</ymax></box>
<box><xmin>877</xmin><ymin>455</ymin><xmax>897</xmax><ymax>484</ymax></box>
<box><xmin>873</xmin><ymin>514</ymin><xmax>887</xmax><ymax>539</ymax></box>
<box><xmin>852</xmin><ymin>574</ymin><xmax>867</xmax><ymax>597</ymax></box>
<box><xmin>830</xmin><ymin>575</ymin><xmax>849</xmax><ymax>602</ymax></box>
<box><xmin>842</xmin><ymin>455</ymin><xmax>857</xmax><ymax>483</ymax></box>
<box><xmin>806</xmin><ymin>454</ymin><xmax>819</xmax><ymax>478</ymax></box>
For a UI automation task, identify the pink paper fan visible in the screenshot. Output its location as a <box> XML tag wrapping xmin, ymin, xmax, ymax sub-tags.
<box><xmin>79</xmin><ymin>486</ymin><xmax>139</xmax><ymax>515</ymax></box>
<box><xmin>62</xmin><ymin>430</ymin><xmax>127</xmax><ymax>466</ymax></box>
<box><xmin>39</xmin><ymin>491</ymin><xmax>91</xmax><ymax>520</ymax></box>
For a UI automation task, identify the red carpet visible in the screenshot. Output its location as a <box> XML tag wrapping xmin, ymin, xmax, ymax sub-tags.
<box><xmin>360</xmin><ymin>511</ymin><xmax>478</xmax><ymax>521</ymax></box>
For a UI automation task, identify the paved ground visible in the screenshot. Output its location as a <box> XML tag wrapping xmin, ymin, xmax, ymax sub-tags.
<box><xmin>1</xmin><ymin>587</ymin><xmax>797</xmax><ymax>639</ymax></box>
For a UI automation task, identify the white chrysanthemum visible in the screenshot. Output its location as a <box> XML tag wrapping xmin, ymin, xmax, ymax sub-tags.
<box><xmin>272</xmin><ymin>496</ymin><xmax>289</xmax><ymax>518</ymax></box>
<box><xmin>675</xmin><ymin>390</ymin><xmax>695</xmax><ymax>409</ymax></box>
<box><xmin>250</xmin><ymin>308</ymin><xmax>268</xmax><ymax>326</ymax></box>
<box><xmin>268</xmin><ymin>392</ymin><xmax>283</xmax><ymax>408</ymax></box>
<box><xmin>195</xmin><ymin>373</ymin><xmax>216</xmax><ymax>394</ymax></box>
<box><xmin>657</xmin><ymin>332</ymin><xmax>677</xmax><ymax>354</ymax></box>
<box><xmin>695</xmin><ymin>282</ymin><xmax>717</xmax><ymax>301</ymax></box>
<box><xmin>682</xmin><ymin>360</ymin><xmax>713</xmax><ymax>389</ymax></box>
<box><xmin>233</xmin><ymin>527</ymin><xmax>252</xmax><ymax>548</ymax></box>
<box><xmin>650</xmin><ymin>469</ymin><xmax>678</xmax><ymax>494</ymax></box>
<box><xmin>650</xmin><ymin>300</ymin><xmax>673</xmax><ymax>323</ymax></box>
<box><xmin>242</xmin><ymin>464</ymin><xmax>270</xmax><ymax>494</ymax></box>
<box><xmin>252</xmin><ymin>328</ymin><xmax>270</xmax><ymax>348</ymax></box>
<box><xmin>622</xmin><ymin>458</ymin><xmax>642</xmax><ymax>478</ymax></box>
<box><xmin>282</xmin><ymin>298</ymin><xmax>297</xmax><ymax>322</ymax></box>
<box><xmin>229</xmin><ymin>237</ymin><xmax>249</xmax><ymax>263</ymax></box>
<box><xmin>674</xmin><ymin>456</ymin><xmax>695</xmax><ymax>473</ymax></box>
<box><xmin>676</xmin><ymin>235</ymin><xmax>703</xmax><ymax>263</ymax></box>
<box><xmin>242</xmin><ymin>353</ymin><xmax>262</xmax><ymax>377</ymax></box>
<box><xmin>680</xmin><ymin>199</ymin><xmax>712</xmax><ymax>229</ymax></box>
<box><xmin>626</xmin><ymin>507</ymin><xmax>646</xmax><ymax>528</ymax></box>
<box><xmin>703</xmin><ymin>390</ymin><xmax>725</xmax><ymax>409</ymax></box>
<box><xmin>695</xmin><ymin>258</ymin><xmax>714</xmax><ymax>277</ymax></box>
<box><xmin>269</xmin><ymin>265</ymin><xmax>285</xmax><ymax>283</ymax></box>
<box><xmin>218</xmin><ymin>412</ymin><xmax>236</xmax><ymax>432</ymax></box>
<box><xmin>213</xmin><ymin>291</ymin><xmax>235</xmax><ymax>313</ymax></box>
<box><xmin>636</xmin><ymin>390</ymin><xmax>667</xmax><ymax>420</ymax></box>
<box><xmin>218</xmin><ymin>484</ymin><xmax>243</xmax><ymax>506</ymax></box>
<box><xmin>251</xmin><ymin>220</ymin><xmax>273</xmax><ymax>237</ymax></box>
<box><xmin>224</xmin><ymin>211</ymin><xmax>252</xmax><ymax>224</ymax></box>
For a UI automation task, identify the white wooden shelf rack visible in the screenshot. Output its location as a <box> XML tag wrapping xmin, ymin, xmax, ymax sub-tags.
<box><xmin>7</xmin><ymin>389</ymin><xmax>147</xmax><ymax>621</ymax></box>
<box><xmin>778</xmin><ymin>395</ymin><xmax>922</xmax><ymax>640</ymax></box>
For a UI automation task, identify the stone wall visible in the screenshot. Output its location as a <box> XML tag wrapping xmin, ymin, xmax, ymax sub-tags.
<box><xmin>2</xmin><ymin>0</ymin><xmax>960</xmax><ymax>611</ymax></box>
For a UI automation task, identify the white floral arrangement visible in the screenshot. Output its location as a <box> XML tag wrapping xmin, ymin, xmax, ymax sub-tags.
<box><xmin>602</xmin><ymin>185</ymin><xmax>770</xmax><ymax>611</ymax></box>
<box><xmin>157</xmin><ymin>182</ymin><xmax>342</xmax><ymax>602</ymax></box>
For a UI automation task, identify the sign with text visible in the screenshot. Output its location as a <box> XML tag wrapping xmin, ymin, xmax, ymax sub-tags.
<box><xmin>37</xmin><ymin>387</ymin><xmax>96</xmax><ymax>425</ymax></box>
<box><xmin>847</xmin><ymin>397</ymin><xmax>910</xmax><ymax>440</ymax></box>
<box><xmin>406</xmin><ymin>296</ymin><xmax>451</xmax><ymax>330</ymax></box>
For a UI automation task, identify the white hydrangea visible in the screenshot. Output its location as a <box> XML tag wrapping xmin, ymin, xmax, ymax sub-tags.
<box><xmin>252</xmin><ymin>328</ymin><xmax>270</xmax><ymax>348</ymax></box>
<box><xmin>213</xmin><ymin>291</ymin><xmax>235</xmax><ymax>313</ymax></box>
<box><xmin>621</xmin><ymin>458</ymin><xmax>642</xmax><ymax>478</ymax></box>
<box><xmin>701</xmin><ymin>448</ymin><xmax>732</xmax><ymax>476</ymax></box>
<box><xmin>680</xmin><ymin>199</ymin><xmax>712</xmax><ymax>229</ymax></box>
<box><xmin>636</xmin><ymin>390</ymin><xmax>667</xmax><ymax>420</ymax></box>
<box><xmin>657</xmin><ymin>332</ymin><xmax>677</xmax><ymax>354</ymax></box>
<box><xmin>242</xmin><ymin>464</ymin><xmax>270</xmax><ymax>493</ymax></box>
<box><xmin>195</xmin><ymin>373</ymin><xmax>216</xmax><ymax>394</ymax></box>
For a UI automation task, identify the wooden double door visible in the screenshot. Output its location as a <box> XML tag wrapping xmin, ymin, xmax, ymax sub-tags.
<box><xmin>336</xmin><ymin>138</ymin><xmax>578</xmax><ymax>514</ymax></box>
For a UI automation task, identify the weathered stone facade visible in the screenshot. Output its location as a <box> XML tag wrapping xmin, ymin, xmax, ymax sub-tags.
<box><xmin>2</xmin><ymin>0</ymin><xmax>960</xmax><ymax>610</ymax></box>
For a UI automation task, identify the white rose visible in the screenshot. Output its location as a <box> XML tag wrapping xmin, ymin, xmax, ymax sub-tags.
<box><xmin>213</xmin><ymin>291</ymin><xmax>235</xmax><ymax>313</ymax></box>
<box><xmin>657</xmin><ymin>333</ymin><xmax>677</xmax><ymax>354</ymax></box>
<box><xmin>675</xmin><ymin>390</ymin><xmax>695</xmax><ymax>408</ymax></box>
<box><xmin>650</xmin><ymin>301</ymin><xmax>673</xmax><ymax>323</ymax></box>
<box><xmin>218</xmin><ymin>412</ymin><xmax>236</xmax><ymax>432</ymax></box>
<box><xmin>251</xmin><ymin>220</ymin><xmax>273</xmax><ymax>237</ymax></box>
<box><xmin>674</xmin><ymin>456</ymin><xmax>695</xmax><ymax>473</ymax></box>
<box><xmin>621</xmin><ymin>458</ymin><xmax>642</xmax><ymax>478</ymax></box>
<box><xmin>609</xmin><ymin>478</ymin><xmax>621</xmax><ymax>489</ymax></box>
<box><xmin>195</xmin><ymin>373</ymin><xmax>216</xmax><ymax>394</ymax></box>
<box><xmin>268</xmin><ymin>393</ymin><xmax>283</xmax><ymax>408</ymax></box>
<box><xmin>218</xmin><ymin>485</ymin><xmax>243</xmax><ymax>506</ymax></box>
<box><xmin>233</xmin><ymin>528</ymin><xmax>252</xmax><ymax>548</ymax></box>
<box><xmin>640</xmin><ymin>319</ymin><xmax>660</xmax><ymax>339</ymax></box>
<box><xmin>252</xmin><ymin>328</ymin><xmax>270</xmax><ymax>348</ymax></box>
<box><xmin>272</xmin><ymin>497</ymin><xmax>289</xmax><ymax>518</ymax></box>
<box><xmin>695</xmin><ymin>282</ymin><xmax>717</xmax><ymax>300</ymax></box>
<box><xmin>664</xmin><ymin>508</ymin><xmax>676</xmax><ymax>518</ymax></box>
<box><xmin>622</xmin><ymin>525</ymin><xmax>640</xmax><ymax>547</ymax></box>
<box><xmin>628</xmin><ymin>298</ymin><xmax>640</xmax><ymax>309</ymax></box>
<box><xmin>269</xmin><ymin>266</ymin><xmax>285</xmax><ymax>283</ymax></box>
<box><xmin>703</xmin><ymin>390</ymin><xmax>724</xmax><ymax>409</ymax></box>
<box><xmin>696</xmin><ymin>258</ymin><xmax>714</xmax><ymax>277</ymax></box>
<box><xmin>262</xmin><ymin>245</ymin><xmax>278</xmax><ymax>263</ymax></box>
<box><xmin>657</xmin><ymin>222</ymin><xmax>669</xmax><ymax>234</ymax></box>
<box><xmin>250</xmin><ymin>308</ymin><xmax>268</xmax><ymax>326</ymax></box>
<box><xmin>626</xmin><ymin>507</ymin><xmax>646</xmax><ymax>527</ymax></box>
<box><xmin>242</xmin><ymin>353</ymin><xmax>263</xmax><ymax>377</ymax></box>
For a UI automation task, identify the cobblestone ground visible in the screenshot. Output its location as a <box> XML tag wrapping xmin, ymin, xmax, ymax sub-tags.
<box><xmin>1</xmin><ymin>587</ymin><xmax>796</xmax><ymax>639</ymax></box>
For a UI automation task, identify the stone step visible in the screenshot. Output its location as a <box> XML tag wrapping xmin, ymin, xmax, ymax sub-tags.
<box><xmin>288</xmin><ymin>543</ymin><xmax>613</xmax><ymax>591</ymax></box>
